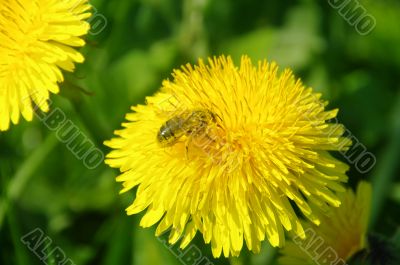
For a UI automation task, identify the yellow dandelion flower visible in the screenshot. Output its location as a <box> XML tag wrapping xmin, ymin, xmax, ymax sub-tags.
<box><xmin>104</xmin><ymin>55</ymin><xmax>351</xmax><ymax>257</ymax></box>
<box><xmin>278</xmin><ymin>181</ymin><xmax>372</xmax><ymax>265</ymax></box>
<box><xmin>0</xmin><ymin>0</ymin><xmax>91</xmax><ymax>131</ymax></box>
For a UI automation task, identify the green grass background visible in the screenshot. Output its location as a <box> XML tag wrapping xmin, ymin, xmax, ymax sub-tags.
<box><xmin>1</xmin><ymin>0</ymin><xmax>400</xmax><ymax>264</ymax></box>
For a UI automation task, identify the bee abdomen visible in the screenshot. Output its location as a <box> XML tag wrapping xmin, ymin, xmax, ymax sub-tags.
<box><xmin>157</xmin><ymin>116</ymin><xmax>186</xmax><ymax>146</ymax></box>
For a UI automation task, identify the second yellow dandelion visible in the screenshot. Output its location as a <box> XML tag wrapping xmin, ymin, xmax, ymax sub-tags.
<box><xmin>0</xmin><ymin>0</ymin><xmax>91</xmax><ymax>131</ymax></box>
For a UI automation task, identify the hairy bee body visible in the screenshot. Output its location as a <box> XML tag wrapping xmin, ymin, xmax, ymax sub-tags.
<box><xmin>157</xmin><ymin>109</ymin><xmax>217</xmax><ymax>146</ymax></box>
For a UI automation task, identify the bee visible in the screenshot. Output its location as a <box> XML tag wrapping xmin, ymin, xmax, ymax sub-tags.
<box><xmin>157</xmin><ymin>109</ymin><xmax>218</xmax><ymax>147</ymax></box>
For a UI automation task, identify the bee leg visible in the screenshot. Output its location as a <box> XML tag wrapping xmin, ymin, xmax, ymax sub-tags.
<box><xmin>185</xmin><ymin>139</ymin><xmax>190</xmax><ymax>161</ymax></box>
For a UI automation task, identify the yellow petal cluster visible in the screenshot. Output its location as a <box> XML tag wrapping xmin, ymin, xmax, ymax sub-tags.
<box><xmin>278</xmin><ymin>181</ymin><xmax>372</xmax><ymax>265</ymax></box>
<box><xmin>105</xmin><ymin>55</ymin><xmax>351</xmax><ymax>257</ymax></box>
<box><xmin>0</xmin><ymin>0</ymin><xmax>91</xmax><ymax>131</ymax></box>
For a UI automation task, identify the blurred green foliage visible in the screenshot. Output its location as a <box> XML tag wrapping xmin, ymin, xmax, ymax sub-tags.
<box><xmin>1</xmin><ymin>0</ymin><xmax>400</xmax><ymax>264</ymax></box>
